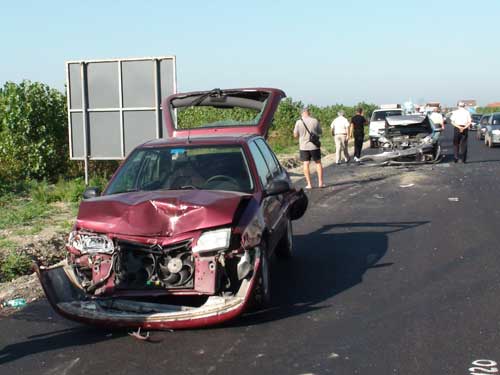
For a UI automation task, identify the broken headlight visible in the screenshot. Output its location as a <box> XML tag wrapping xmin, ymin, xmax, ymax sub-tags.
<box><xmin>68</xmin><ymin>231</ymin><xmax>115</xmax><ymax>254</ymax></box>
<box><xmin>193</xmin><ymin>228</ymin><xmax>231</xmax><ymax>254</ymax></box>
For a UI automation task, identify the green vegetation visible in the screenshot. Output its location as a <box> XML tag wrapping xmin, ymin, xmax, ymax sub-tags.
<box><xmin>476</xmin><ymin>107</ymin><xmax>500</xmax><ymax>115</ymax></box>
<box><xmin>0</xmin><ymin>81</ymin><xmax>68</xmax><ymax>183</ymax></box>
<box><xmin>1</xmin><ymin>250</ymin><xmax>32</xmax><ymax>282</ymax></box>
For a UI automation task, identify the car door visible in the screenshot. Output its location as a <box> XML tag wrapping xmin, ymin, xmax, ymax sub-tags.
<box><xmin>248</xmin><ymin>139</ymin><xmax>284</xmax><ymax>252</ymax></box>
<box><xmin>253</xmin><ymin>138</ymin><xmax>290</xmax><ymax>252</ymax></box>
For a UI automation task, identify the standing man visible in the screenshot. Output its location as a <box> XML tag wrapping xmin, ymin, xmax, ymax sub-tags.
<box><xmin>293</xmin><ymin>106</ymin><xmax>324</xmax><ymax>188</ymax></box>
<box><xmin>429</xmin><ymin>107</ymin><xmax>445</xmax><ymax>130</ymax></box>
<box><xmin>450</xmin><ymin>102</ymin><xmax>472</xmax><ymax>163</ymax></box>
<box><xmin>350</xmin><ymin>108</ymin><xmax>367</xmax><ymax>161</ymax></box>
<box><xmin>331</xmin><ymin>110</ymin><xmax>350</xmax><ymax>164</ymax></box>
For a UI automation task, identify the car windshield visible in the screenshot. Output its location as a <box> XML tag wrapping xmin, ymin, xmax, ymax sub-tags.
<box><xmin>371</xmin><ymin>110</ymin><xmax>403</xmax><ymax>121</ymax></box>
<box><xmin>105</xmin><ymin>146</ymin><xmax>254</xmax><ymax>195</ymax></box>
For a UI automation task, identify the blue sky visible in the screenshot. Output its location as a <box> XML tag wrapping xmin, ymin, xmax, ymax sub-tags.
<box><xmin>1</xmin><ymin>0</ymin><xmax>498</xmax><ymax>106</ymax></box>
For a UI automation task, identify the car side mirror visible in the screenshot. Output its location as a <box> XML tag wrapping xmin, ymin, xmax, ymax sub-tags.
<box><xmin>265</xmin><ymin>180</ymin><xmax>291</xmax><ymax>196</ymax></box>
<box><xmin>83</xmin><ymin>187</ymin><xmax>101</xmax><ymax>200</ymax></box>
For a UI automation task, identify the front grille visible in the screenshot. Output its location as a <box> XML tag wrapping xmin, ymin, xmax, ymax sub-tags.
<box><xmin>114</xmin><ymin>239</ymin><xmax>194</xmax><ymax>289</ymax></box>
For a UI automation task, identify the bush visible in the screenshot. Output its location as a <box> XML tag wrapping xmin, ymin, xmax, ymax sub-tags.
<box><xmin>0</xmin><ymin>80</ymin><xmax>68</xmax><ymax>183</ymax></box>
<box><xmin>0</xmin><ymin>250</ymin><xmax>32</xmax><ymax>281</ymax></box>
<box><xmin>476</xmin><ymin>107</ymin><xmax>500</xmax><ymax>115</ymax></box>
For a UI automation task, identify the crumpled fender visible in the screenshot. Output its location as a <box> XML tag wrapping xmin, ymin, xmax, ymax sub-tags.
<box><xmin>360</xmin><ymin>143</ymin><xmax>440</xmax><ymax>164</ymax></box>
<box><xmin>35</xmin><ymin>254</ymin><xmax>261</xmax><ymax>330</ymax></box>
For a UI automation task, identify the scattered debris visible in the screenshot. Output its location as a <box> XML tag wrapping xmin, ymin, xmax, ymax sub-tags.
<box><xmin>1</xmin><ymin>297</ymin><xmax>26</xmax><ymax>308</ymax></box>
<box><xmin>448</xmin><ymin>197</ymin><xmax>460</xmax><ymax>202</ymax></box>
<box><xmin>399</xmin><ymin>183</ymin><xmax>414</xmax><ymax>188</ymax></box>
<box><xmin>128</xmin><ymin>327</ymin><xmax>151</xmax><ymax>341</ymax></box>
<box><xmin>328</xmin><ymin>352</ymin><xmax>340</xmax><ymax>359</ymax></box>
<box><xmin>374</xmin><ymin>194</ymin><xmax>384</xmax><ymax>199</ymax></box>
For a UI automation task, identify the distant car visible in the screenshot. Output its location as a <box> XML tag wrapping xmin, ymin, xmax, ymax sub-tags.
<box><xmin>476</xmin><ymin>114</ymin><xmax>491</xmax><ymax>140</ymax></box>
<box><xmin>484</xmin><ymin>112</ymin><xmax>500</xmax><ymax>148</ymax></box>
<box><xmin>360</xmin><ymin>115</ymin><xmax>442</xmax><ymax>165</ymax></box>
<box><xmin>369</xmin><ymin>108</ymin><xmax>404</xmax><ymax>148</ymax></box>
<box><xmin>470</xmin><ymin>114</ymin><xmax>482</xmax><ymax>131</ymax></box>
<box><xmin>37</xmin><ymin>88</ymin><xmax>309</xmax><ymax>330</ymax></box>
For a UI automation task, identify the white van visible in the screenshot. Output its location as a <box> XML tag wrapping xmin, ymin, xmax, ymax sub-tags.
<box><xmin>369</xmin><ymin>106</ymin><xmax>404</xmax><ymax>148</ymax></box>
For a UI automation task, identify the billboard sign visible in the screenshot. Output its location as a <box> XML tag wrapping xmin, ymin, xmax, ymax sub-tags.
<box><xmin>66</xmin><ymin>56</ymin><xmax>176</xmax><ymax>161</ymax></box>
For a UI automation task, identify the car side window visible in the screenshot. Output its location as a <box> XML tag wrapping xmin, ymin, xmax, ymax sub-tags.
<box><xmin>255</xmin><ymin>139</ymin><xmax>281</xmax><ymax>177</ymax></box>
<box><xmin>249</xmin><ymin>141</ymin><xmax>271</xmax><ymax>188</ymax></box>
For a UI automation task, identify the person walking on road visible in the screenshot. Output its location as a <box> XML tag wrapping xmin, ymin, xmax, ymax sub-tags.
<box><xmin>294</xmin><ymin>107</ymin><xmax>324</xmax><ymax>189</ymax></box>
<box><xmin>350</xmin><ymin>108</ymin><xmax>367</xmax><ymax>161</ymax></box>
<box><xmin>429</xmin><ymin>107</ymin><xmax>445</xmax><ymax>130</ymax></box>
<box><xmin>331</xmin><ymin>110</ymin><xmax>350</xmax><ymax>164</ymax></box>
<box><xmin>450</xmin><ymin>102</ymin><xmax>472</xmax><ymax>163</ymax></box>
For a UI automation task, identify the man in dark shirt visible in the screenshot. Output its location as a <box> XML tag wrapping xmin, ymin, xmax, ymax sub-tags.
<box><xmin>350</xmin><ymin>108</ymin><xmax>367</xmax><ymax>161</ymax></box>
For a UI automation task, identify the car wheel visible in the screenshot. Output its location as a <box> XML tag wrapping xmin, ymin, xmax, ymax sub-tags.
<box><xmin>275</xmin><ymin>218</ymin><xmax>293</xmax><ymax>259</ymax></box>
<box><xmin>250</xmin><ymin>243</ymin><xmax>271</xmax><ymax>309</ymax></box>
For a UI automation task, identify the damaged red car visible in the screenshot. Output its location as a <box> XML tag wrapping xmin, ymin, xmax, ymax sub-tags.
<box><xmin>37</xmin><ymin>88</ymin><xmax>308</xmax><ymax>330</ymax></box>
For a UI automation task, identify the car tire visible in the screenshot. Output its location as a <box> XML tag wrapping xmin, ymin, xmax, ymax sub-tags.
<box><xmin>275</xmin><ymin>218</ymin><xmax>293</xmax><ymax>259</ymax></box>
<box><xmin>250</xmin><ymin>243</ymin><xmax>271</xmax><ymax>309</ymax></box>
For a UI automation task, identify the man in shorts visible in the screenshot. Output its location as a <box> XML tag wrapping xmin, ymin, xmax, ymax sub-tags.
<box><xmin>293</xmin><ymin>106</ymin><xmax>324</xmax><ymax>189</ymax></box>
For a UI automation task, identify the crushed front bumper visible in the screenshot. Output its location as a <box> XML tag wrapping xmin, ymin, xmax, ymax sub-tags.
<box><xmin>359</xmin><ymin>143</ymin><xmax>441</xmax><ymax>165</ymax></box>
<box><xmin>35</xmin><ymin>257</ymin><xmax>260</xmax><ymax>330</ymax></box>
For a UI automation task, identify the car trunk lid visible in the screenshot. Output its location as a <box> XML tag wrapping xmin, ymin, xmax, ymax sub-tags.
<box><xmin>163</xmin><ymin>88</ymin><xmax>285</xmax><ymax>139</ymax></box>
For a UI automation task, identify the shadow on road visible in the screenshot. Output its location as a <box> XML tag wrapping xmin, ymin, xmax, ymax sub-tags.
<box><xmin>237</xmin><ymin>221</ymin><xmax>428</xmax><ymax>326</ymax></box>
<box><xmin>0</xmin><ymin>322</ymin><xmax>124</xmax><ymax>366</ymax></box>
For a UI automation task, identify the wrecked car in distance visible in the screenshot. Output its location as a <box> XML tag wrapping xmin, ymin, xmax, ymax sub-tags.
<box><xmin>37</xmin><ymin>88</ymin><xmax>308</xmax><ymax>330</ymax></box>
<box><xmin>360</xmin><ymin>114</ymin><xmax>442</xmax><ymax>165</ymax></box>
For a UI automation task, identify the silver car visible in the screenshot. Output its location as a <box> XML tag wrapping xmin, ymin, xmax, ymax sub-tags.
<box><xmin>484</xmin><ymin>113</ymin><xmax>500</xmax><ymax>147</ymax></box>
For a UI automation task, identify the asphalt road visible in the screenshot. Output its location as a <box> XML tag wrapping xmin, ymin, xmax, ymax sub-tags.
<box><xmin>1</xmin><ymin>125</ymin><xmax>500</xmax><ymax>375</ymax></box>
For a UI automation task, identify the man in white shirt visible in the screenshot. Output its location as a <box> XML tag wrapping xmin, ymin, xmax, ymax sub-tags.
<box><xmin>331</xmin><ymin>111</ymin><xmax>350</xmax><ymax>164</ymax></box>
<box><xmin>450</xmin><ymin>102</ymin><xmax>472</xmax><ymax>163</ymax></box>
<box><xmin>429</xmin><ymin>108</ymin><xmax>444</xmax><ymax>130</ymax></box>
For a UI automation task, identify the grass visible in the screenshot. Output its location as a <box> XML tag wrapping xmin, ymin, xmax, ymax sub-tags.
<box><xmin>0</xmin><ymin>176</ymin><xmax>108</xmax><ymax>281</ymax></box>
<box><xmin>0</xmin><ymin>250</ymin><xmax>32</xmax><ymax>282</ymax></box>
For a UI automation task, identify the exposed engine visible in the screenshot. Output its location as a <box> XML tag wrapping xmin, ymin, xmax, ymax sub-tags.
<box><xmin>72</xmin><ymin>239</ymin><xmax>196</xmax><ymax>295</ymax></box>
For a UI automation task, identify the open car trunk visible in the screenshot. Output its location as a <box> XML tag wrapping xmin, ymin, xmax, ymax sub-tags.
<box><xmin>163</xmin><ymin>88</ymin><xmax>285</xmax><ymax>139</ymax></box>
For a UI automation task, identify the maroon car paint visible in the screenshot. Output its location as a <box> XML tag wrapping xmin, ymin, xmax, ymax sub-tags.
<box><xmin>76</xmin><ymin>190</ymin><xmax>250</xmax><ymax>237</ymax></box>
<box><xmin>36</xmin><ymin>88</ymin><xmax>308</xmax><ymax>330</ymax></box>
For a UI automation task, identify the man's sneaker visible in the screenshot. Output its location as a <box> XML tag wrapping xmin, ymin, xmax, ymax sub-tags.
<box><xmin>354</xmin><ymin>156</ymin><xmax>359</xmax><ymax>162</ymax></box>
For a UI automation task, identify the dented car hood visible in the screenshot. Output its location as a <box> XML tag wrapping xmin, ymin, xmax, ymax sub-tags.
<box><xmin>77</xmin><ymin>190</ymin><xmax>250</xmax><ymax>237</ymax></box>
